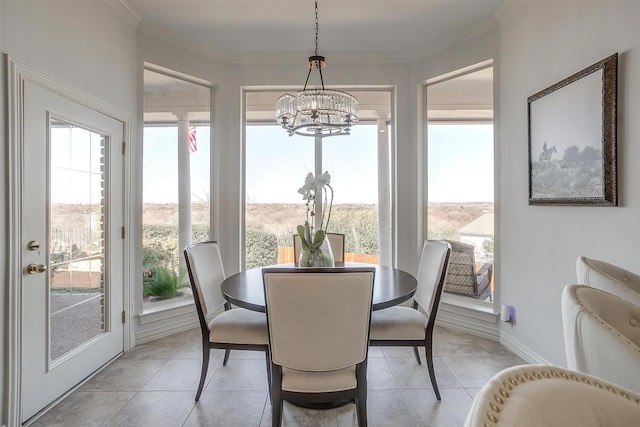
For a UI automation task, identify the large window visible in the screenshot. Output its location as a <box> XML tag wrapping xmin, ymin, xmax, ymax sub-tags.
<box><xmin>142</xmin><ymin>67</ymin><xmax>211</xmax><ymax>307</ymax></box>
<box><xmin>426</xmin><ymin>64</ymin><xmax>494</xmax><ymax>303</ymax></box>
<box><xmin>244</xmin><ymin>90</ymin><xmax>392</xmax><ymax>269</ymax></box>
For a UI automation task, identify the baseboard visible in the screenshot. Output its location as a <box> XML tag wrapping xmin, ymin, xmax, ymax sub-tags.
<box><xmin>499</xmin><ymin>331</ymin><xmax>550</xmax><ymax>365</ymax></box>
<box><xmin>436</xmin><ymin>301</ymin><xmax>549</xmax><ymax>365</ymax></box>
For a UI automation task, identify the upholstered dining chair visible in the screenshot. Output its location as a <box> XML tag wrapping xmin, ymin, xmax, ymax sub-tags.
<box><xmin>576</xmin><ymin>255</ymin><xmax>640</xmax><ymax>306</ymax></box>
<box><xmin>184</xmin><ymin>241</ymin><xmax>269</xmax><ymax>401</ymax></box>
<box><xmin>369</xmin><ymin>240</ymin><xmax>451</xmax><ymax>400</ymax></box>
<box><xmin>262</xmin><ymin>267</ymin><xmax>376</xmax><ymax>427</ymax></box>
<box><xmin>464</xmin><ymin>364</ymin><xmax>640</xmax><ymax>427</ymax></box>
<box><xmin>293</xmin><ymin>232</ymin><xmax>345</xmax><ymax>263</ymax></box>
<box><xmin>561</xmin><ymin>284</ymin><xmax>640</xmax><ymax>393</ymax></box>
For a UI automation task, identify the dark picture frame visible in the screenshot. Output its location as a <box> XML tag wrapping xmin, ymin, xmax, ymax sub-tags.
<box><xmin>528</xmin><ymin>53</ymin><xmax>618</xmax><ymax>206</ymax></box>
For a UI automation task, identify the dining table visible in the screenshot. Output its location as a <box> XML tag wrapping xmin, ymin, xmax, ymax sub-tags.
<box><xmin>220</xmin><ymin>261</ymin><xmax>417</xmax><ymax>313</ymax></box>
<box><xmin>220</xmin><ymin>261</ymin><xmax>416</xmax><ymax>410</ymax></box>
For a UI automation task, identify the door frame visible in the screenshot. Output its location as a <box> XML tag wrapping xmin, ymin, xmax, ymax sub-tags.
<box><xmin>6</xmin><ymin>56</ymin><xmax>133</xmax><ymax>425</ymax></box>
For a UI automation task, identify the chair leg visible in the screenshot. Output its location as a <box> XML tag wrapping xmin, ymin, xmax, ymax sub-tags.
<box><xmin>271</xmin><ymin>366</ymin><xmax>283</xmax><ymax>427</ymax></box>
<box><xmin>356</xmin><ymin>385</ymin><xmax>368</xmax><ymax>425</ymax></box>
<box><xmin>355</xmin><ymin>362</ymin><xmax>368</xmax><ymax>426</ymax></box>
<box><xmin>195</xmin><ymin>344</ymin><xmax>210</xmax><ymax>402</ymax></box>
<box><xmin>265</xmin><ymin>350</ymin><xmax>272</xmax><ymax>402</ymax></box>
<box><xmin>412</xmin><ymin>346</ymin><xmax>422</xmax><ymax>364</ymax></box>
<box><xmin>425</xmin><ymin>335</ymin><xmax>440</xmax><ymax>400</ymax></box>
<box><xmin>223</xmin><ymin>349</ymin><xmax>231</xmax><ymax>366</ymax></box>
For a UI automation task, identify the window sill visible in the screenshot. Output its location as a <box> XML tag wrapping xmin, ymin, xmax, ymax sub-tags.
<box><xmin>441</xmin><ymin>293</ymin><xmax>495</xmax><ymax>314</ymax></box>
<box><xmin>139</xmin><ymin>295</ymin><xmax>195</xmax><ymax>325</ymax></box>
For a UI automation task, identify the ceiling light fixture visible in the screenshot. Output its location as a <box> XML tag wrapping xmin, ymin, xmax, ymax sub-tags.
<box><xmin>275</xmin><ymin>0</ymin><xmax>359</xmax><ymax>138</ymax></box>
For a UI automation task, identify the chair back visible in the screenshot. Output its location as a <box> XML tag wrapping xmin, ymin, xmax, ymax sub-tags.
<box><xmin>262</xmin><ymin>267</ymin><xmax>375</xmax><ymax>372</ymax></box>
<box><xmin>414</xmin><ymin>240</ymin><xmax>451</xmax><ymax>319</ymax></box>
<box><xmin>184</xmin><ymin>241</ymin><xmax>227</xmax><ymax>318</ymax></box>
<box><xmin>576</xmin><ymin>256</ymin><xmax>640</xmax><ymax>306</ymax></box>
<box><xmin>443</xmin><ymin>240</ymin><xmax>492</xmax><ymax>299</ymax></box>
<box><xmin>561</xmin><ymin>284</ymin><xmax>640</xmax><ymax>392</ymax></box>
<box><xmin>464</xmin><ymin>364</ymin><xmax>640</xmax><ymax>427</ymax></box>
<box><xmin>293</xmin><ymin>232</ymin><xmax>345</xmax><ymax>263</ymax></box>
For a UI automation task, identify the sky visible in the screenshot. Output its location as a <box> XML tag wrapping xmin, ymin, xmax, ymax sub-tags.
<box><xmin>141</xmin><ymin>122</ymin><xmax>494</xmax><ymax>205</ymax></box>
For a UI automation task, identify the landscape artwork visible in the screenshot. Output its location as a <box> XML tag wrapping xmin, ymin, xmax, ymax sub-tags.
<box><xmin>528</xmin><ymin>54</ymin><xmax>618</xmax><ymax>206</ymax></box>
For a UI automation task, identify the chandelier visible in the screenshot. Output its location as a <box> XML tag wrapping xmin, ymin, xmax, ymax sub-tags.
<box><xmin>275</xmin><ymin>0</ymin><xmax>359</xmax><ymax>138</ymax></box>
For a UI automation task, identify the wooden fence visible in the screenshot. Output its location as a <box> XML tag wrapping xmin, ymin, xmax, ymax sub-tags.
<box><xmin>277</xmin><ymin>246</ymin><xmax>379</xmax><ymax>264</ymax></box>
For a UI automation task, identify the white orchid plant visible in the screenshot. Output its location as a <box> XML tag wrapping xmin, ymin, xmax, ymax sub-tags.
<box><xmin>296</xmin><ymin>171</ymin><xmax>334</xmax><ymax>262</ymax></box>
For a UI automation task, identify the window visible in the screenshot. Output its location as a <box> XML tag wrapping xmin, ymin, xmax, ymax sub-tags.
<box><xmin>426</xmin><ymin>63</ymin><xmax>494</xmax><ymax>304</ymax></box>
<box><xmin>244</xmin><ymin>90</ymin><xmax>392</xmax><ymax>269</ymax></box>
<box><xmin>142</xmin><ymin>66</ymin><xmax>211</xmax><ymax>306</ymax></box>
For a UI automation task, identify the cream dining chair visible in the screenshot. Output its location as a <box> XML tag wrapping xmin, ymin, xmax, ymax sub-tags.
<box><xmin>184</xmin><ymin>241</ymin><xmax>270</xmax><ymax>401</ymax></box>
<box><xmin>369</xmin><ymin>240</ymin><xmax>451</xmax><ymax>400</ymax></box>
<box><xmin>262</xmin><ymin>267</ymin><xmax>375</xmax><ymax>426</ymax></box>
<box><xmin>576</xmin><ymin>255</ymin><xmax>640</xmax><ymax>306</ymax></box>
<box><xmin>561</xmin><ymin>284</ymin><xmax>640</xmax><ymax>393</ymax></box>
<box><xmin>293</xmin><ymin>232</ymin><xmax>345</xmax><ymax>263</ymax></box>
<box><xmin>464</xmin><ymin>364</ymin><xmax>640</xmax><ymax>427</ymax></box>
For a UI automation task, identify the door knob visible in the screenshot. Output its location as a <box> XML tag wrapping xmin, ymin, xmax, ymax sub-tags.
<box><xmin>27</xmin><ymin>263</ymin><xmax>47</xmax><ymax>274</ymax></box>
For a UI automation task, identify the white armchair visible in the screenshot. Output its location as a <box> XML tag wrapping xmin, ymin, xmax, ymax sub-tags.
<box><xmin>561</xmin><ymin>284</ymin><xmax>640</xmax><ymax>393</ymax></box>
<box><xmin>576</xmin><ymin>256</ymin><xmax>640</xmax><ymax>306</ymax></box>
<box><xmin>464</xmin><ymin>365</ymin><xmax>640</xmax><ymax>427</ymax></box>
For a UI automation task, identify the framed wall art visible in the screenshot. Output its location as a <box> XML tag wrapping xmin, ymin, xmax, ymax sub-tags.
<box><xmin>528</xmin><ymin>53</ymin><xmax>618</xmax><ymax>206</ymax></box>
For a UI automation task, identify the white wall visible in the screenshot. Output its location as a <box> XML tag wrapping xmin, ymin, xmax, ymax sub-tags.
<box><xmin>499</xmin><ymin>1</ymin><xmax>640</xmax><ymax>365</ymax></box>
<box><xmin>0</xmin><ymin>1</ymin><xmax>137</xmax><ymax>424</ymax></box>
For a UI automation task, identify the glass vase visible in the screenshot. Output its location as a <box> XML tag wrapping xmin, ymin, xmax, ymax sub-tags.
<box><xmin>299</xmin><ymin>238</ymin><xmax>335</xmax><ymax>267</ymax></box>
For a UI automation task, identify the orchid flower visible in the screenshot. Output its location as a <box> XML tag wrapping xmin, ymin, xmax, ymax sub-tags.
<box><xmin>297</xmin><ymin>171</ymin><xmax>334</xmax><ymax>250</ymax></box>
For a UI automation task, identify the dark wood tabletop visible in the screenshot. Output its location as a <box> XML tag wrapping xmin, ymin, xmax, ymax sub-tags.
<box><xmin>221</xmin><ymin>262</ymin><xmax>417</xmax><ymax>312</ymax></box>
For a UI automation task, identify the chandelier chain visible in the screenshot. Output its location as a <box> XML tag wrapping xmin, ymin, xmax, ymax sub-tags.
<box><xmin>314</xmin><ymin>0</ymin><xmax>319</xmax><ymax>56</ymax></box>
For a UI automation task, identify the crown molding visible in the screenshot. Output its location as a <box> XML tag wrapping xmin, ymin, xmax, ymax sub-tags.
<box><xmin>118</xmin><ymin>0</ymin><xmax>516</xmax><ymax>65</ymax></box>
<box><xmin>138</xmin><ymin>21</ymin><xmax>231</xmax><ymax>63</ymax></box>
<box><xmin>408</xmin><ymin>16</ymin><xmax>499</xmax><ymax>62</ymax></box>
<box><xmin>106</xmin><ymin>0</ymin><xmax>140</xmax><ymax>28</ymax></box>
<box><xmin>227</xmin><ymin>51</ymin><xmax>411</xmax><ymax>65</ymax></box>
<box><xmin>495</xmin><ymin>0</ymin><xmax>525</xmax><ymax>24</ymax></box>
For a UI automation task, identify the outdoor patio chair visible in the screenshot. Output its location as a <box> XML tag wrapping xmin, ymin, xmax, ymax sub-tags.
<box><xmin>443</xmin><ymin>240</ymin><xmax>492</xmax><ymax>301</ymax></box>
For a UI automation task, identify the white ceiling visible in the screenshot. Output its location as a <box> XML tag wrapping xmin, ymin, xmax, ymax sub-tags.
<box><xmin>120</xmin><ymin>0</ymin><xmax>515</xmax><ymax>62</ymax></box>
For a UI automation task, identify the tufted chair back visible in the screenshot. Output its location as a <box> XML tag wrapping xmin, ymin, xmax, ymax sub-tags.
<box><xmin>561</xmin><ymin>284</ymin><xmax>640</xmax><ymax>393</ymax></box>
<box><xmin>464</xmin><ymin>364</ymin><xmax>640</xmax><ymax>427</ymax></box>
<box><xmin>576</xmin><ymin>256</ymin><xmax>640</xmax><ymax>306</ymax></box>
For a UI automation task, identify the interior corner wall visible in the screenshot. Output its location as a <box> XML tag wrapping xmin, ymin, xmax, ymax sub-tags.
<box><xmin>1</xmin><ymin>1</ymin><xmax>137</xmax><ymax>424</ymax></box>
<box><xmin>498</xmin><ymin>1</ymin><xmax>640</xmax><ymax>365</ymax></box>
<box><xmin>0</xmin><ymin>0</ymin><xmax>6</xmax><ymax>421</ymax></box>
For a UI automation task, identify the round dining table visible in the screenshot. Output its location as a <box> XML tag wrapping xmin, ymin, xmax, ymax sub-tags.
<box><xmin>221</xmin><ymin>262</ymin><xmax>417</xmax><ymax>312</ymax></box>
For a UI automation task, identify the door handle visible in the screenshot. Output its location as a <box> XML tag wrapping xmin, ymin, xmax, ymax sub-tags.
<box><xmin>27</xmin><ymin>263</ymin><xmax>47</xmax><ymax>274</ymax></box>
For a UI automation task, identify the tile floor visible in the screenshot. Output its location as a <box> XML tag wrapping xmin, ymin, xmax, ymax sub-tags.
<box><xmin>29</xmin><ymin>325</ymin><xmax>526</xmax><ymax>427</ymax></box>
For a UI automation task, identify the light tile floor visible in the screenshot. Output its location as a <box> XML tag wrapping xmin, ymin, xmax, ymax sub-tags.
<box><xmin>30</xmin><ymin>325</ymin><xmax>526</xmax><ymax>427</ymax></box>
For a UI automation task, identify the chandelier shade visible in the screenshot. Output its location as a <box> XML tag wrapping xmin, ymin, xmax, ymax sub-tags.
<box><xmin>275</xmin><ymin>1</ymin><xmax>359</xmax><ymax>138</ymax></box>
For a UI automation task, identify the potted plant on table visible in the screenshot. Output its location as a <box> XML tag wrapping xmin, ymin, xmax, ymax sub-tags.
<box><xmin>297</xmin><ymin>171</ymin><xmax>335</xmax><ymax>267</ymax></box>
